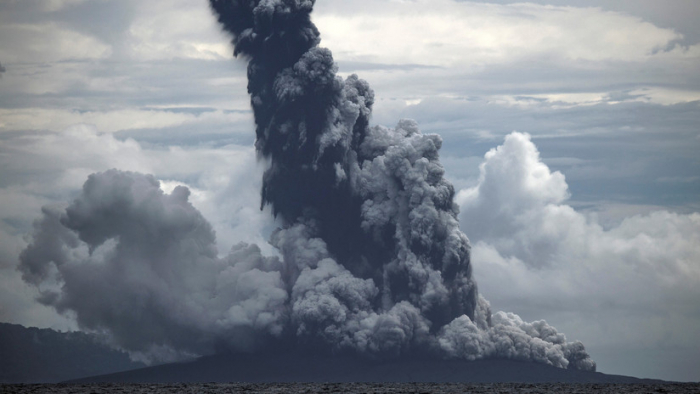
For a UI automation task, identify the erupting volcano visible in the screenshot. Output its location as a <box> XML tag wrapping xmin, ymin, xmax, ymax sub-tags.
<box><xmin>18</xmin><ymin>0</ymin><xmax>595</xmax><ymax>374</ymax></box>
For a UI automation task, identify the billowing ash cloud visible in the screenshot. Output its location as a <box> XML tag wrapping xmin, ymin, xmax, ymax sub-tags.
<box><xmin>209</xmin><ymin>0</ymin><xmax>476</xmax><ymax>334</ymax></box>
<box><xmin>18</xmin><ymin>0</ymin><xmax>595</xmax><ymax>371</ymax></box>
<box><xmin>20</xmin><ymin>170</ymin><xmax>288</xmax><ymax>361</ymax></box>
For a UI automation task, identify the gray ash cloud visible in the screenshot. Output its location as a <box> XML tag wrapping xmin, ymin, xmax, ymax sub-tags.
<box><xmin>18</xmin><ymin>0</ymin><xmax>595</xmax><ymax>371</ymax></box>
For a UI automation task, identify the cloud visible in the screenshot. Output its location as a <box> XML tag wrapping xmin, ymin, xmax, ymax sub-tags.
<box><xmin>457</xmin><ymin>132</ymin><xmax>571</xmax><ymax>265</ymax></box>
<box><xmin>0</xmin><ymin>22</ymin><xmax>111</xmax><ymax>63</ymax></box>
<box><xmin>128</xmin><ymin>0</ymin><xmax>233</xmax><ymax>61</ymax></box>
<box><xmin>0</xmin><ymin>0</ymin><xmax>240</xmax><ymax>64</ymax></box>
<box><xmin>314</xmin><ymin>0</ymin><xmax>687</xmax><ymax>67</ymax></box>
<box><xmin>625</xmin><ymin>87</ymin><xmax>700</xmax><ymax>106</ymax></box>
<box><xmin>458</xmin><ymin>131</ymin><xmax>700</xmax><ymax>277</ymax></box>
<box><xmin>457</xmin><ymin>132</ymin><xmax>700</xmax><ymax>378</ymax></box>
<box><xmin>42</xmin><ymin>0</ymin><xmax>92</xmax><ymax>12</ymax></box>
<box><xmin>0</xmin><ymin>108</ymin><xmax>252</xmax><ymax>136</ymax></box>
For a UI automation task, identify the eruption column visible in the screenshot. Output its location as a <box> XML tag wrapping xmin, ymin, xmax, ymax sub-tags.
<box><xmin>210</xmin><ymin>0</ymin><xmax>479</xmax><ymax>333</ymax></box>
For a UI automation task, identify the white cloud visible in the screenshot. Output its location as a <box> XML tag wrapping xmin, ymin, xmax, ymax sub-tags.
<box><xmin>459</xmin><ymin>88</ymin><xmax>700</xmax><ymax>111</ymax></box>
<box><xmin>625</xmin><ymin>87</ymin><xmax>700</xmax><ymax>106</ymax></box>
<box><xmin>42</xmin><ymin>0</ymin><xmax>91</xmax><ymax>12</ymax></box>
<box><xmin>0</xmin><ymin>0</ymin><xmax>235</xmax><ymax>65</ymax></box>
<box><xmin>457</xmin><ymin>132</ymin><xmax>570</xmax><ymax>221</ymax></box>
<box><xmin>0</xmin><ymin>22</ymin><xmax>111</xmax><ymax>63</ymax></box>
<box><xmin>314</xmin><ymin>0</ymin><xmax>685</xmax><ymax>67</ymax></box>
<box><xmin>128</xmin><ymin>0</ymin><xmax>233</xmax><ymax>61</ymax></box>
<box><xmin>457</xmin><ymin>132</ymin><xmax>700</xmax><ymax>378</ymax></box>
<box><xmin>0</xmin><ymin>108</ymin><xmax>251</xmax><ymax>134</ymax></box>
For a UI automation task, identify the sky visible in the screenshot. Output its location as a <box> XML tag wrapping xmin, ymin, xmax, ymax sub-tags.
<box><xmin>0</xmin><ymin>0</ymin><xmax>699</xmax><ymax>382</ymax></box>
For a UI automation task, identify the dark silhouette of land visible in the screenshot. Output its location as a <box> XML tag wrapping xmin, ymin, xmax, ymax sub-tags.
<box><xmin>1</xmin><ymin>323</ymin><xmax>669</xmax><ymax>384</ymax></box>
<box><xmin>0</xmin><ymin>323</ymin><xmax>144</xmax><ymax>383</ymax></box>
<box><xmin>68</xmin><ymin>352</ymin><xmax>665</xmax><ymax>384</ymax></box>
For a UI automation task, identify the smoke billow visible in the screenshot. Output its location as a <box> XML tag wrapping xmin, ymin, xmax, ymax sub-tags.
<box><xmin>18</xmin><ymin>0</ymin><xmax>595</xmax><ymax>371</ymax></box>
<box><xmin>20</xmin><ymin>170</ymin><xmax>288</xmax><ymax>361</ymax></box>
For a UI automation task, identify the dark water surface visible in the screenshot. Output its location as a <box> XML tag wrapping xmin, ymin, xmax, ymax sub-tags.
<box><xmin>2</xmin><ymin>383</ymin><xmax>699</xmax><ymax>393</ymax></box>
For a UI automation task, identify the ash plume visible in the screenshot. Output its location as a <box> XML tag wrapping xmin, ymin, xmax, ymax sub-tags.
<box><xmin>209</xmin><ymin>0</ymin><xmax>476</xmax><ymax>332</ymax></box>
<box><xmin>18</xmin><ymin>0</ymin><xmax>595</xmax><ymax>371</ymax></box>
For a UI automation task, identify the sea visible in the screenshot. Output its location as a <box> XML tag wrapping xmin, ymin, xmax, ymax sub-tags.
<box><xmin>1</xmin><ymin>383</ymin><xmax>699</xmax><ymax>393</ymax></box>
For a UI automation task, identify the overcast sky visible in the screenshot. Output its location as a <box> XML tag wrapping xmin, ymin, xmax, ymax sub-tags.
<box><xmin>0</xmin><ymin>0</ymin><xmax>699</xmax><ymax>382</ymax></box>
